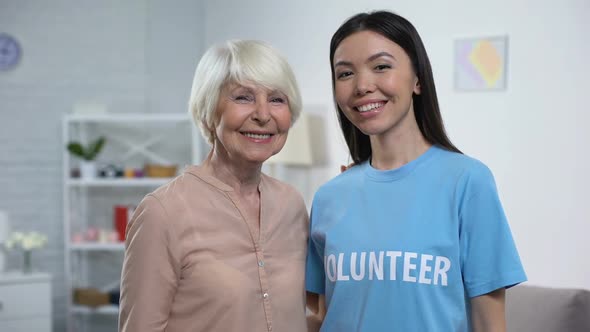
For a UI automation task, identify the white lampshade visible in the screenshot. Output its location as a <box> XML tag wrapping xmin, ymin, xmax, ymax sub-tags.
<box><xmin>0</xmin><ymin>211</ymin><xmax>7</xmax><ymax>272</ymax></box>
<box><xmin>267</xmin><ymin>112</ymin><xmax>313</xmax><ymax>166</ymax></box>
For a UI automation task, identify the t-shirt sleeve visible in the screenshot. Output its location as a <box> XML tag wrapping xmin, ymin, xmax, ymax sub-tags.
<box><xmin>459</xmin><ymin>165</ymin><xmax>527</xmax><ymax>298</ymax></box>
<box><xmin>119</xmin><ymin>194</ymin><xmax>182</xmax><ymax>331</ymax></box>
<box><xmin>305</xmin><ymin>206</ymin><xmax>326</xmax><ymax>295</ymax></box>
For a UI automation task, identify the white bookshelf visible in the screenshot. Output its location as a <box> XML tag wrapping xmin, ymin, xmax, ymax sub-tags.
<box><xmin>65</xmin><ymin>112</ymin><xmax>190</xmax><ymax>123</ymax></box>
<box><xmin>62</xmin><ymin>113</ymin><xmax>203</xmax><ymax>332</ymax></box>
<box><xmin>71</xmin><ymin>304</ymin><xmax>119</xmax><ymax>315</ymax></box>
<box><xmin>66</xmin><ymin>178</ymin><xmax>174</xmax><ymax>187</ymax></box>
<box><xmin>69</xmin><ymin>243</ymin><xmax>125</xmax><ymax>251</ymax></box>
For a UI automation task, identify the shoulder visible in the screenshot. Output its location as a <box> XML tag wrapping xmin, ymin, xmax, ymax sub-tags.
<box><xmin>313</xmin><ymin>162</ymin><xmax>365</xmax><ymax>203</ymax></box>
<box><xmin>261</xmin><ymin>173</ymin><xmax>306</xmax><ymax>206</ymax></box>
<box><xmin>432</xmin><ymin>148</ymin><xmax>499</xmax><ymax>202</ymax></box>
<box><xmin>150</xmin><ymin>166</ymin><xmax>226</xmax><ymax>206</ymax></box>
<box><xmin>333</xmin><ymin>161</ymin><xmax>366</xmax><ymax>184</ymax></box>
<box><xmin>132</xmin><ymin>173</ymin><xmax>198</xmax><ymax>224</ymax></box>
<box><xmin>132</xmin><ymin>167</ymin><xmax>226</xmax><ymax>231</ymax></box>
<box><xmin>433</xmin><ymin>147</ymin><xmax>486</xmax><ymax>171</ymax></box>
<box><xmin>148</xmin><ymin>174</ymin><xmax>187</xmax><ymax>208</ymax></box>
<box><xmin>434</xmin><ymin>147</ymin><xmax>495</xmax><ymax>183</ymax></box>
<box><xmin>261</xmin><ymin>174</ymin><xmax>309</xmax><ymax>227</ymax></box>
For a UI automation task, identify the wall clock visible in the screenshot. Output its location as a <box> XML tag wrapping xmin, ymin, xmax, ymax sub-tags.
<box><xmin>0</xmin><ymin>33</ymin><xmax>22</xmax><ymax>71</ymax></box>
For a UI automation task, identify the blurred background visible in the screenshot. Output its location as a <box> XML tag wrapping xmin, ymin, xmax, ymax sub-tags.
<box><xmin>1</xmin><ymin>0</ymin><xmax>588</xmax><ymax>331</ymax></box>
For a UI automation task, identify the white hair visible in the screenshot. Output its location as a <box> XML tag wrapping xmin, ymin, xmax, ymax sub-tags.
<box><xmin>188</xmin><ymin>40</ymin><xmax>302</xmax><ymax>144</ymax></box>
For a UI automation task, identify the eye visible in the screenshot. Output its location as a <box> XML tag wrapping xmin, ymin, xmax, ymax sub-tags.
<box><xmin>233</xmin><ymin>95</ymin><xmax>254</xmax><ymax>103</ymax></box>
<box><xmin>374</xmin><ymin>64</ymin><xmax>392</xmax><ymax>71</ymax></box>
<box><xmin>270</xmin><ymin>96</ymin><xmax>286</xmax><ymax>104</ymax></box>
<box><xmin>336</xmin><ymin>71</ymin><xmax>353</xmax><ymax>79</ymax></box>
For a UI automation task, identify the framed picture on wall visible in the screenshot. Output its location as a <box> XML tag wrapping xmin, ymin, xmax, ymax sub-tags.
<box><xmin>454</xmin><ymin>35</ymin><xmax>508</xmax><ymax>91</ymax></box>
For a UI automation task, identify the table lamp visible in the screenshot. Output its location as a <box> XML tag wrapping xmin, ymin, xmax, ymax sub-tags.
<box><xmin>266</xmin><ymin>112</ymin><xmax>313</xmax><ymax>177</ymax></box>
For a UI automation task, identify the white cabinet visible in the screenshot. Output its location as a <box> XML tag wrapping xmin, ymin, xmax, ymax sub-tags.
<box><xmin>0</xmin><ymin>272</ymin><xmax>52</xmax><ymax>332</ymax></box>
<box><xmin>62</xmin><ymin>113</ymin><xmax>203</xmax><ymax>332</ymax></box>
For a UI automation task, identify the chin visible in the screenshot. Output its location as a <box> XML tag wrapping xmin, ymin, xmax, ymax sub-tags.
<box><xmin>356</xmin><ymin>124</ymin><xmax>386</xmax><ymax>136</ymax></box>
<box><xmin>247</xmin><ymin>155</ymin><xmax>274</xmax><ymax>165</ymax></box>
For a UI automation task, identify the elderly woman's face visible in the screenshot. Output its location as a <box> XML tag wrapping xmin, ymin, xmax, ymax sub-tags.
<box><xmin>213</xmin><ymin>82</ymin><xmax>291</xmax><ymax>165</ymax></box>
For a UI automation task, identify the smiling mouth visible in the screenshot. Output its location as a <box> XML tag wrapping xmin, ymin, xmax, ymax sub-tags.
<box><xmin>241</xmin><ymin>132</ymin><xmax>273</xmax><ymax>140</ymax></box>
<box><xmin>355</xmin><ymin>102</ymin><xmax>386</xmax><ymax>113</ymax></box>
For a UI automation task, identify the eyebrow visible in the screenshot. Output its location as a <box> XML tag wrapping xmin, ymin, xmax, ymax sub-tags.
<box><xmin>368</xmin><ymin>51</ymin><xmax>396</xmax><ymax>62</ymax></box>
<box><xmin>228</xmin><ymin>85</ymin><xmax>285</xmax><ymax>97</ymax></box>
<box><xmin>229</xmin><ymin>85</ymin><xmax>254</xmax><ymax>94</ymax></box>
<box><xmin>334</xmin><ymin>51</ymin><xmax>396</xmax><ymax>68</ymax></box>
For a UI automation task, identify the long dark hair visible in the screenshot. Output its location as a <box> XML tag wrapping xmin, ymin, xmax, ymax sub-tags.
<box><xmin>330</xmin><ymin>11</ymin><xmax>461</xmax><ymax>164</ymax></box>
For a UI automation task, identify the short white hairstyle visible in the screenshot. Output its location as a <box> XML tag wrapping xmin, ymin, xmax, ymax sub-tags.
<box><xmin>188</xmin><ymin>40</ymin><xmax>302</xmax><ymax>144</ymax></box>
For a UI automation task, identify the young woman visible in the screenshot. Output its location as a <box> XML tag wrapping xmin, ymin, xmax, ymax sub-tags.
<box><xmin>305</xmin><ymin>11</ymin><xmax>526</xmax><ymax>332</ymax></box>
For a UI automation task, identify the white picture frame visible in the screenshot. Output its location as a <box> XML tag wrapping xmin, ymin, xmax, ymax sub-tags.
<box><xmin>454</xmin><ymin>35</ymin><xmax>508</xmax><ymax>91</ymax></box>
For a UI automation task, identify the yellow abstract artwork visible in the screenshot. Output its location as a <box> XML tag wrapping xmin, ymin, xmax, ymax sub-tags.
<box><xmin>455</xmin><ymin>36</ymin><xmax>508</xmax><ymax>91</ymax></box>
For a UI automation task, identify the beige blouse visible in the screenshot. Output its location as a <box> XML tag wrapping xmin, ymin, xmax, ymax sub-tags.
<box><xmin>119</xmin><ymin>165</ymin><xmax>309</xmax><ymax>332</ymax></box>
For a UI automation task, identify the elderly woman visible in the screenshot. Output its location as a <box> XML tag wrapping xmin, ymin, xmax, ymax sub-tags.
<box><xmin>119</xmin><ymin>40</ymin><xmax>308</xmax><ymax>332</ymax></box>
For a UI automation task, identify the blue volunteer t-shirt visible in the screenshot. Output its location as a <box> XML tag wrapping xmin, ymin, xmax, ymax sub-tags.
<box><xmin>306</xmin><ymin>145</ymin><xmax>527</xmax><ymax>332</ymax></box>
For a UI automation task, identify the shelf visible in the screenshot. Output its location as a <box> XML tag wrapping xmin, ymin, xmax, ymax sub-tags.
<box><xmin>72</xmin><ymin>304</ymin><xmax>119</xmax><ymax>315</ymax></box>
<box><xmin>67</xmin><ymin>178</ymin><xmax>173</xmax><ymax>187</ymax></box>
<box><xmin>70</xmin><ymin>243</ymin><xmax>125</xmax><ymax>251</ymax></box>
<box><xmin>0</xmin><ymin>272</ymin><xmax>52</xmax><ymax>284</ymax></box>
<box><xmin>65</xmin><ymin>113</ymin><xmax>190</xmax><ymax>123</ymax></box>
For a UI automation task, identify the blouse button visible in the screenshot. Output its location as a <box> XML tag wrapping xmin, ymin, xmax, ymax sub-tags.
<box><xmin>258</xmin><ymin>260</ymin><xmax>265</xmax><ymax>267</ymax></box>
<box><xmin>263</xmin><ymin>292</ymin><xmax>269</xmax><ymax>299</ymax></box>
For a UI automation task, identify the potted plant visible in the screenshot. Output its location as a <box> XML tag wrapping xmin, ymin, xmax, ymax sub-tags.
<box><xmin>67</xmin><ymin>136</ymin><xmax>106</xmax><ymax>179</ymax></box>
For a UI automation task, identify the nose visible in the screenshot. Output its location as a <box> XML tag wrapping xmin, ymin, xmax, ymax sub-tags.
<box><xmin>354</xmin><ymin>72</ymin><xmax>376</xmax><ymax>96</ymax></box>
<box><xmin>252</xmin><ymin>101</ymin><xmax>271</xmax><ymax>124</ymax></box>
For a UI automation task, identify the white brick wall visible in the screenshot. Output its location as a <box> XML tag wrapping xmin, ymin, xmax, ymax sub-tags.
<box><xmin>0</xmin><ymin>1</ymin><xmax>204</xmax><ymax>330</ymax></box>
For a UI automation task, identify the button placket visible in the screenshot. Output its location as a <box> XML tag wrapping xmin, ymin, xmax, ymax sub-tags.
<box><xmin>255</xmin><ymin>247</ymin><xmax>273</xmax><ymax>331</ymax></box>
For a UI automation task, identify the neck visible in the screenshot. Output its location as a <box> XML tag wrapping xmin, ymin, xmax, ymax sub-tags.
<box><xmin>201</xmin><ymin>148</ymin><xmax>262</xmax><ymax>196</ymax></box>
<box><xmin>369</xmin><ymin>119</ymin><xmax>431</xmax><ymax>170</ymax></box>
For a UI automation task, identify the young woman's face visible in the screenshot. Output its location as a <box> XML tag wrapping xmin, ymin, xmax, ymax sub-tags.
<box><xmin>213</xmin><ymin>82</ymin><xmax>291</xmax><ymax>165</ymax></box>
<box><xmin>333</xmin><ymin>30</ymin><xmax>421</xmax><ymax>138</ymax></box>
